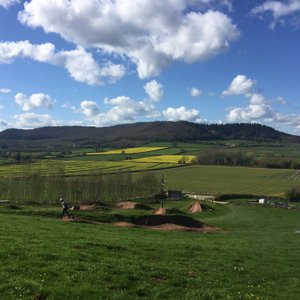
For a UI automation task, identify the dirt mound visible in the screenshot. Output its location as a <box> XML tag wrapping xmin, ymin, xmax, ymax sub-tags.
<box><xmin>153</xmin><ymin>207</ymin><xmax>166</xmax><ymax>215</ymax></box>
<box><xmin>189</xmin><ymin>202</ymin><xmax>203</xmax><ymax>213</ymax></box>
<box><xmin>79</xmin><ymin>204</ymin><xmax>98</xmax><ymax>211</ymax></box>
<box><xmin>131</xmin><ymin>214</ymin><xmax>203</xmax><ymax>228</ymax></box>
<box><xmin>115</xmin><ymin>201</ymin><xmax>137</xmax><ymax>209</ymax></box>
<box><xmin>70</xmin><ymin>204</ymin><xmax>97</xmax><ymax>211</ymax></box>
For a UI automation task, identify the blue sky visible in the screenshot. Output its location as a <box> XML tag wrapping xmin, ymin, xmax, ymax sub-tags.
<box><xmin>0</xmin><ymin>0</ymin><xmax>300</xmax><ymax>134</ymax></box>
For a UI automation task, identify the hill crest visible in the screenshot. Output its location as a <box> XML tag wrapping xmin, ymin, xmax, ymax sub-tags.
<box><xmin>0</xmin><ymin>121</ymin><xmax>299</xmax><ymax>150</ymax></box>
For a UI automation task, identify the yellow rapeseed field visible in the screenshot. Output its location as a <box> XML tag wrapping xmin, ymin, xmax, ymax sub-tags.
<box><xmin>87</xmin><ymin>146</ymin><xmax>167</xmax><ymax>155</ymax></box>
<box><xmin>129</xmin><ymin>155</ymin><xmax>196</xmax><ymax>164</ymax></box>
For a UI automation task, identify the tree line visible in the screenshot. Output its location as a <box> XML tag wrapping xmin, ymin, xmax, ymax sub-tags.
<box><xmin>0</xmin><ymin>164</ymin><xmax>161</xmax><ymax>204</ymax></box>
<box><xmin>195</xmin><ymin>150</ymin><xmax>300</xmax><ymax>169</ymax></box>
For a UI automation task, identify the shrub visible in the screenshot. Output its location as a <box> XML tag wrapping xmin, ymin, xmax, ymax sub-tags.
<box><xmin>285</xmin><ymin>187</ymin><xmax>300</xmax><ymax>202</ymax></box>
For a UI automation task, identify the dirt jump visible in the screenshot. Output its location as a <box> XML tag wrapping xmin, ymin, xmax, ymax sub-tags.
<box><xmin>153</xmin><ymin>207</ymin><xmax>166</xmax><ymax>215</ymax></box>
<box><xmin>188</xmin><ymin>202</ymin><xmax>203</xmax><ymax>213</ymax></box>
<box><xmin>115</xmin><ymin>201</ymin><xmax>137</xmax><ymax>209</ymax></box>
<box><xmin>115</xmin><ymin>201</ymin><xmax>153</xmax><ymax>210</ymax></box>
<box><xmin>113</xmin><ymin>214</ymin><xmax>220</xmax><ymax>232</ymax></box>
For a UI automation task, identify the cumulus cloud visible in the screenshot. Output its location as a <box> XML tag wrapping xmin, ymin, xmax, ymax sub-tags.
<box><xmin>14</xmin><ymin>92</ymin><xmax>55</xmax><ymax>111</ymax></box>
<box><xmin>163</xmin><ymin>106</ymin><xmax>201</xmax><ymax>122</ymax></box>
<box><xmin>12</xmin><ymin>113</ymin><xmax>58</xmax><ymax>129</ymax></box>
<box><xmin>0</xmin><ymin>0</ymin><xmax>19</xmax><ymax>9</ymax></box>
<box><xmin>80</xmin><ymin>96</ymin><xmax>159</xmax><ymax>126</ymax></box>
<box><xmin>80</xmin><ymin>100</ymin><xmax>100</xmax><ymax>118</ymax></box>
<box><xmin>252</xmin><ymin>0</ymin><xmax>300</xmax><ymax>28</ymax></box>
<box><xmin>144</xmin><ymin>80</ymin><xmax>163</xmax><ymax>102</ymax></box>
<box><xmin>226</xmin><ymin>102</ymin><xmax>273</xmax><ymax>123</ymax></box>
<box><xmin>0</xmin><ymin>41</ymin><xmax>125</xmax><ymax>85</ymax></box>
<box><xmin>190</xmin><ymin>87</ymin><xmax>203</xmax><ymax>97</ymax></box>
<box><xmin>224</xmin><ymin>76</ymin><xmax>300</xmax><ymax>131</ymax></box>
<box><xmin>222</xmin><ymin>75</ymin><xmax>256</xmax><ymax>96</ymax></box>
<box><xmin>18</xmin><ymin>0</ymin><xmax>239</xmax><ymax>78</ymax></box>
<box><xmin>0</xmin><ymin>88</ymin><xmax>11</xmax><ymax>94</ymax></box>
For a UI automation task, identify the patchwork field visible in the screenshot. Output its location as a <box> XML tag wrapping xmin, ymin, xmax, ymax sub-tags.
<box><xmin>0</xmin><ymin>160</ymin><xmax>179</xmax><ymax>177</ymax></box>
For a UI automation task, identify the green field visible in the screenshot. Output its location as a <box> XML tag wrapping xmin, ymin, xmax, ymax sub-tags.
<box><xmin>0</xmin><ymin>201</ymin><xmax>299</xmax><ymax>299</ymax></box>
<box><xmin>157</xmin><ymin>165</ymin><xmax>300</xmax><ymax>196</ymax></box>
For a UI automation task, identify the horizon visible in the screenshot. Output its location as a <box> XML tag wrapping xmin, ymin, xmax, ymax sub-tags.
<box><xmin>0</xmin><ymin>1</ymin><xmax>300</xmax><ymax>134</ymax></box>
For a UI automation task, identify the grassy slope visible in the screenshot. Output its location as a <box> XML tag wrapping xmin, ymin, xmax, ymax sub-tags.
<box><xmin>0</xmin><ymin>202</ymin><xmax>299</xmax><ymax>299</ymax></box>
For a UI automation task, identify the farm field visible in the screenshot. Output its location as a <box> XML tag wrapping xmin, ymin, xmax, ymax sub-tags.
<box><xmin>0</xmin><ymin>200</ymin><xmax>299</xmax><ymax>299</ymax></box>
<box><xmin>1</xmin><ymin>160</ymin><xmax>300</xmax><ymax>197</ymax></box>
<box><xmin>87</xmin><ymin>146</ymin><xmax>168</xmax><ymax>155</ymax></box>
<box><xmin>0</xmin><ymin>160</ymin><xmax>179</xmax><ymax>177</ymax></box>
<box><xmin>130</xmin><ymin>155</ymin><xmax>196</xmax><ymax>164</ymax></box>
<box><xmin>157</xmin><ymin>165</ymin><xmax>300</xmax><ymax>196</ymax></box>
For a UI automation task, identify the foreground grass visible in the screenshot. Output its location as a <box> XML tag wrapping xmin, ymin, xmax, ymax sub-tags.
<box><xmin>0</xmin><ymin>202</ymin><xmax>299</xmax><ymax>299</ymax></box>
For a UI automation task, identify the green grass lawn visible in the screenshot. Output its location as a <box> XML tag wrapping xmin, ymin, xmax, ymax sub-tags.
<box><xmin>0</xmin><ymin>201</ymin><xmax>299</xmax><ymax>299</ymax></box>
<box><xmin>157</xmin><ymin>165</ymin><xmax>300</xmax><ymax>196</ymax></box>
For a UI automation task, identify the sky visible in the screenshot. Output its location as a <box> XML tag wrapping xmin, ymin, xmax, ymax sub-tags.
<box><xmin>0</xmin><ymin>0</ymin><xmax>299</xmax><ymax>134</ymax></box>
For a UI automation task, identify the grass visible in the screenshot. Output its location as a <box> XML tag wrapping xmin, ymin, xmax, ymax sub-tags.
<box><xmin>0</xmin><ymin>201</ymin><xmax>299</xmax><ymax>299</ymax></box>
<box><xmin>156</xmin><ymin>165</ymin><xmax>300</xmax><ymax>196</ymax></box>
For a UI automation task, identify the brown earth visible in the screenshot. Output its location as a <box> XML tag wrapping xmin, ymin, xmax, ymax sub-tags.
<box><xmin>188</xmin><ymin>202</ymin><xmax>203</xmax><ymax>213</ymax></box>
<box><xmin>153</xmin><ymin>207</ymin><xmax>166</xmax><ymax>215</ymax></box>
<box><xmin>115</xmin><ymin>201</ymin><xmax>138</xmax><ymax>209</ymax></box>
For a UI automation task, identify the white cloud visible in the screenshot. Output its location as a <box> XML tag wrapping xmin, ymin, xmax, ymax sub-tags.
<box><xmin>12</xmin><ymin>113</ymin><xmax>58</xmax><ymax>129</ymax></box>
<box><xmin>0</xmin><ymin>105</ymin><xmax>4</xmax><ymax>110</ymax></box>
<box><xmin>80</xmin><ymin>96</ymin><xmax>159</xmax><ymax>126</ymax></box>
<box><xmin>14</xmin><ymin>92</ymin><xmax>55</xmax><ymax>111</ymax></box>
<box><xmin>163</xmin><ymin>106</ymin><xmax>201</xmax><ymax>122</ymax></box>
<box><xmin>0</xmin><ymin>88</ymin><xmax>11</xmax><ymax>94</ymax></box>
<box><xmin>252</xmin><ymin>0</ymin><xmax>300</xmax><ymax>28</ymax></box>
<box><xmin>226</xmin><ymin>103</ymin><xmax>273</xmax><ymax>123</ymax></box>
<box><xmin>249</xmin><ymin>93</ymin><xmax>266</xmax><ymax>105</ymax></box>
<box><xmin>0</xmin><ymin>0</ymin><xmax>19</xmax><ymax>9</ymax></box>
<box><xmin>18</xmin><ymin>0</ymin><xmax>239</xmax><ymax>78</ymax></box>
<box><xmin>190</xmin><ymin>87</ymin><xmax>203</xmax><ymax>97</ymax></box>
<box><xmin>222</xmin><ymin>75</ymin><xmax>256</xmax><ymax>96</ymax></box>
<box><xmin>0</xmin><ymin>41</ymin><xmax>125</xmax><ymax>85</ymax></box>
<box><xmin>80</xmin><ymin>100</ymin><xmax>100</xmax><ymax>118</ymax></box>
<box><xmin>144</xmin><ymin>80</ymin><xmax>163</xmax><ymax>102</ymax></box>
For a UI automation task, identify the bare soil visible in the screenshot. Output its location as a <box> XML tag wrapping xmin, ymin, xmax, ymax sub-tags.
<box><xmin>115</xmin><ymin>201</ymin><xmax>138</xmax><ymax>209</ymax></box>
<box><xmin>188</xmin><ymin>202</ymin><xmax>203</xmax><ymax>213</ymax></box>
<box><xmin>153</xmin><ymin>207</ymin><xmax>166</xmax><ymax>215</ymax></box>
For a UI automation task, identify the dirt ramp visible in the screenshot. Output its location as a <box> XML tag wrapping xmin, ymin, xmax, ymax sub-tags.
<box><xmin>71</xmin><ymin>203</ymin><xmax>100</xmax><ymax>211</ymax></box>
<box><xmin>115</xmin><ymin>202</ymin><xmax>153</xmax><ymax>210</ymax></box>
<box><xmin>153</xmin><ymin>207</ymin><xmax>166</xmax><ymax>215</ymax></box>
<box><xmin>115</xmin><ymin>201</ymin><xmax>137</xmax><ymax>209</ymax></box>
<box><xmin>189</xmin><ymin>202</ymin><xmax>203</xmax><ymax>213</ymax></box>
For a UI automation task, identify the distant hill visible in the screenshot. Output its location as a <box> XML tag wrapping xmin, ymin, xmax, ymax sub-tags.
<box><xmin>0</xmin><ymin>121</ymin><xmax>299</xmax><ymax>150</ymax></box>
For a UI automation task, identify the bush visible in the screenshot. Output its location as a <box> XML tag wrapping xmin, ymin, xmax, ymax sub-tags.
<box><xmin>285</xmin><ymin>187</ymin><xmax>300</xmax><ymax>202</ymax></box>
